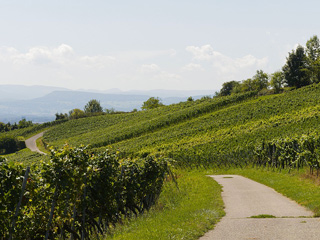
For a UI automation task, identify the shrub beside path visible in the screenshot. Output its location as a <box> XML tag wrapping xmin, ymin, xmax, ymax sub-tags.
<box><xmin>200</xmin><ymin>175</ymin><xmax>320</xmax><ymax>240</ymax></box>
<box><xmin>25</xmin><ymin>132</ymin><xmax>46</xmax><ymax>155</ymax></box>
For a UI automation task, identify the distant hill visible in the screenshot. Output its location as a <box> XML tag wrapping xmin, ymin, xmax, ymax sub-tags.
<box><xmin>0</xmin><ymin>85</ymin><xmax>68</xmax><ymax>101</ymax></box>
<box><xmin>0</xmin><ymin>91</ymin><xmax>148</xmax><ymax>123</ymax></box>
<box><xmin>0</xmin><ymin>85</ymin><xmax>216</xmax><ymax>123</ymax></box>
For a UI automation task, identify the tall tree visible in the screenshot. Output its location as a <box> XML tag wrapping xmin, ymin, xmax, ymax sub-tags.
<box><xmin>270</xmin><ymin>71</ymin><xmax>284</xmax><ymax>93</ymax></box>
<box><xmin>252</xmin><ymin>70</ymin><xmax>269</xmax><ymax>91</ymax></box>
<box><xmin>141</xmin><ymin>97</ymin><xmax>164</xmax><ymax>110</ymax></box>
<box><xmin>305</xmin><ymin>35</ymin><xmax>320</xmax><ymax>83</ymax></box>
<box><xmin>69</xmin><ymin>109</ymin><xmax>85</xmax><ymax>119</ymax></box>
<box><xmin>219</xmin><ymin>80</ymin><xmax>240</xmax><ymax>96</ymax></box>
<box><xmin>84</xmin><ymin>99</ymin><xmax>103</xmax><ymax>113</ymax></box>
<box><xmin>241</xmin><ymin>78</ymin><xmax>255</xmax><ymax>92</ymax></box>
<box><xmin>282</xmin><ymin>45</ymin><xmax>310</xmax><ymax>88</ymax></box>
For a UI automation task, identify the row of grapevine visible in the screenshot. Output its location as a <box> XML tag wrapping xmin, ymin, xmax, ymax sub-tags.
<box><xmin>0</xmin><ymin>146</ymin><xmax>172</xmax><ymax>239</ymax></box>
<box><xmin>44</xmin><ymin>91</ymin><xmax>257</xmax><ymax>148</ymax></box>
<box><xmin>253</xmin><ymin>133</ymin><xmax>320</xmax><ymax>174</ymax></box>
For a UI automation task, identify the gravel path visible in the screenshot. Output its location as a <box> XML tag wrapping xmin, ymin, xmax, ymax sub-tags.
<box><xmin>25</xmin><ymin>132</ymin><xmax>46</xmax><ymax>155</ymax></box>
<box><xmin>200</xmin><ymin>175</ymin><xmax>320</xmax><ymax>240</ymax></box>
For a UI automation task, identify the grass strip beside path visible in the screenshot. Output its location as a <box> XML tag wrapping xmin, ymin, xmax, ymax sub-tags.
<box><xmin>210</xmin><ymin>167</ymin><xmax>320</xmax><ymax>217</ymax></box>
<box><xmin>103</xmin><ymin>170</ymin><xmax>225</xmax><ymax>240</ymax></box>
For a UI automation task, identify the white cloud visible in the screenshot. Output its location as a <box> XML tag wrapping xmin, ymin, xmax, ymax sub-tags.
<box><xmin>154</xmin><ymin>71</ymin><xmax>181</xmax><ymax>81</ymax></box>
<box><xmin>116</xmin><ymin>49</ymin><xmax>177</xmax><ymax>62</ymax></box>
<box><xmin>182</xmin><ymin>63</ymin><xmax>204</xmax><ymax>72</ymax></box>
<box><xmin>139</xmin><ymin>64</ymin><xmax>160</xmax><ymax>73</ymax></box>
<box><xmin>186</xmin><ymin>44</ymin><xmax>222</xmax><ymax>60</ymax></box>
<box><xmin>185</xmin><ymin>44</ymin><xmax>268</xmax><ymax>81</ymax></box>
<box><xmin>0</xmin><ymin>43</ymin><xmax>269</xmax><ymax>91</ymax></box>
<box><xmin>0</xmin><ymin>44</ymin><xmax>115</xmax><ymax>68</ymax></box>
<box><xmin>80</xmin><ymin>55</ymin><xmax>115</xmax><ymax>69</ymax></box>
<box><xmin>212</xmin><ymin>54</ymin><xmax>268</xmax><ymax>73</ymax></box>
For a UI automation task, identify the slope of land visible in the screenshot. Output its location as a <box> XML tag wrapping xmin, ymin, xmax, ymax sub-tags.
<box><xmin>3</xmin><ymin>84</ymin><xmax>320</xmax><ymax>239</ymax></box>
<box><xmin>43</xmin><ymin>84</ymin><xmax>320</xmax><ymax>169</ymax></box>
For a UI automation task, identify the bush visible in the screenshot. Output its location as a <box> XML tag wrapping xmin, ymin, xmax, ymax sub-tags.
<box><xmin>0</xmin><ymin>136</ymin><xmax>26</xmax><ymax>154</ymax></box>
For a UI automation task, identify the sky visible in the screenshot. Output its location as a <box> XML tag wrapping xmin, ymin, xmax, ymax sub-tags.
<box><xmin>0</xmin><ymin>0</ymin><xmax>319</xmax><ymax>91</ymax></box>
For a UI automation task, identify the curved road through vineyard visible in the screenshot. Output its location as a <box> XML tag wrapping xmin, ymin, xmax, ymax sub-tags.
<box><xmin>25</xmin><ymin>132</ymin><xmax>46</xmax><ymax>155</ymax></box>
<box><xmin>200</xmin><ymin>175</ymin><xmax>320</xmax><ymax>240</ymax></box>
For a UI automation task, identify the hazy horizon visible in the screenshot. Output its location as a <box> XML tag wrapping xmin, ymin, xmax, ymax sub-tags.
<box><xmin>1</xmin><ymin>0</ymin><xmax>320</xmax><ymax>91</ymax></box>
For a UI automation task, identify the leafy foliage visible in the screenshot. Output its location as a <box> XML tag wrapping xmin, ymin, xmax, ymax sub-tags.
<box><xmin>84</xmin><ymin>99</ymin><xmax>103</xmax><ymax>113</ymax></box>
<box><xmin>141</xmin><ymin>97</ymin><xmax>164</xmax><ymax>110</ymax></box>
<box><xmin>0</xmin><ymin>118</ymin><xmax>33</xmax><ymax>133</ymax></box>
<box><xmin>270</xmin><ymin>71</ymin><xmax>285</xmax><ymax>93</ymax></box>
<box><xmin>219</xmin><ymin>80</ymin><xmax>240</xmax><ymax>96</ymax></box>
<box><xmin>0</xmin><ymin>136</ymin><xmax>25</xmax><ymax>154</ymax></box>
<box><xmin>283</xmin><ymin>45</ymin><xmax>310</xmax><ymax>88</ymax></box>
<box><xmin>253</xmin><ymin>133</ymin><xmax>320</xmax><ymax>174</ymax></box>
<box><xmin>0</xmin><ymin>146</ymin><xmax>172</xmax><ymax>239</ymax></box>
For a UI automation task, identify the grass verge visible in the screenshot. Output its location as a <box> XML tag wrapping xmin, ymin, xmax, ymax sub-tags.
<box><xmin>250</xmin><ymin>214</ymin><xmax>276</xmax><ymax>218</ymax></box>
<box><xmin>102</xmin><ymin>170</ymin><xmax>225</xmax><ymax>240</ymax></box>
<box><xmin>209</xmin><ymin>167</ymin><xmax>320</xmax><ymax>217</ymax></box>
<box><xmin>36</xmin><ymin>136</ymin><xmax>50</xmax><ymax>154</ymax></box>
<box><xmin>4</xmin><ymin>148</ymin><xmax>49</xmax><ymax>166</ymax></box>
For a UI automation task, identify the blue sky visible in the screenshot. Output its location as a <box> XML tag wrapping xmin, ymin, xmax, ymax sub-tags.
<box><xmin>0</xmin><ymin>0</ymin><xmax>319</xmax><ymax>91</ymax></box>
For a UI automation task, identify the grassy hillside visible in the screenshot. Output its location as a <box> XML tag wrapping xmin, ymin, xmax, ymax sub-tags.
<box><xmin>42</xmin><ymin>84</ymin><xmax>320</xmax><ymax>168</ymax></box>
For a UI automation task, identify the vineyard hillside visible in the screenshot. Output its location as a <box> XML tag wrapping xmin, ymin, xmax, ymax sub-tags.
<box><xmin>41</xmin><ymin>84</ymin><xmax>320</xmax><ymax>167</ymax></box>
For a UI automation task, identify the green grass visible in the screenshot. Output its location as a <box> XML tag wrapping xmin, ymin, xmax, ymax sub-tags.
<box><xmin>36</xmin><ymin>136</ymin><xmax>50</xmax><ymax>154</ymax></box>
<box><xmin>102</xmin><ymin>170</ymin><xmax>225</xmax><ymax>240</ymax></box>
<box><xmin>209</xmin><ymin>167</ymin><xmax>320</xmax><ymax>216</ymax></box>
<box><xmin>101</xmin><ymin>166</ymin><xmax>320</xmax><ymax>239</ymax></box>
<box><xmin>250</xmin><ymin>214</ymin><xmax>276</xmax><ymax>218</ymax></box>
<box><xmin>4</xmin><ymin>148</ymin><xmax>49</xmax><ymax>166</ymax></box>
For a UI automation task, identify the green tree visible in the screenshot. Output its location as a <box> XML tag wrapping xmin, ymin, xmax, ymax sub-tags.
<box><xmin>219</xmin><ymin>81</ymin><xmax>240</xmax><ymax>96</ymax></box>
<box><xmin>0</xmin><ymin>122</ymin><xmax>6</xmax><ymax>132</ymax></box>
<box><xmin>0</xmin><ymin>136</ymin><xmax>17</xmax><ymax>154</ymax></box>
<box><xmin>187</xmin><ymin>96</ymin><xmax>194</xmax><ymax>101</ymax></box>
<box><xmin>200</xmin><ymin>95</ymin><xmax>211</xmax><ymax>100</ymax></box>
<box><xmin>18</xmin><ymin>118</ymin><xmax>33</xmax><ymax>128</ymax></box>
<box><xmin>105</xmin><ymin>108</ymin><xmax>115</xmax><ymax>114</ymax></box>
<box><xmin>270</xmin><ymin>71</ymin><xmax>285</xmax><ymax>93</ymax></box>
<box><xmin>84</xmin><ymin>99</ymin><xmax>103</xmax><ymax>113</ymax></box>
<box><xmin>282</xmin><ymin>45</ymin><xmax>310</xmax><ymax>88</ymax></box>
<box><xmin>252</xmin><ymin>70</ymin><xmax>269</xmax><ymax>91</ymax></box>
<box><xmin>55</xmin><ymin>113</ymin><xmax>68</xmax><ymax>120</ymax></box>
<box><xmin>305</xmin><ymin>35</ymin><xmax>320</xmax><ymax>83</ymax></box>
<box><xmin>241</xmin><ymin>78</ymin><xmax>255</xmax><ymax>92</ymax></box>
<box><xmin>141</xmin><ymin>97</ymin><xmax>164</xmax><ymax>110</ymax></box>
<box><xmin>69</xmin><ymin>108</ymin><xmax>85</xmax><ymax>119</ymax></box>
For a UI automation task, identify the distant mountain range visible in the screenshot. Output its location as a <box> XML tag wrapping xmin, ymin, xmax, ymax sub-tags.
<box><xmin>0</xmin><ymin>85</ymin><xmax>216</xmax><ymax>123</ymax></box>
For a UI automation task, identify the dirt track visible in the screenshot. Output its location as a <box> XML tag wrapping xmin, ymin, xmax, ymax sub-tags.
<box><xmin>25</xmin><ymin>132</ymin><xmax>46</xmax><ymax>155</ymax></box>
<box><xmin>200</xmin><ymin>175</ymin><xmax>320</xmax><ymax>240</ymax></box>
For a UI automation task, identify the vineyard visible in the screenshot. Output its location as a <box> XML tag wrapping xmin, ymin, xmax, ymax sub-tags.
<box><xmin>43</xmin><ymin>91</ymin><xmax>256</xmax><ymax>148</ymax></box>
<box><xmin>2</xmin><ymin>83</ymin><xmax>320</xmax><ymax>238</ymax></box>
<box><xmin>41</xmin><ymin>85</ymin><xmax>320</xmax><ymax>170</ymax></box>
<box><xmin>0</xmin><ymin>146</ymin><xmax>171</xmax><ymax>239</ymax></box>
